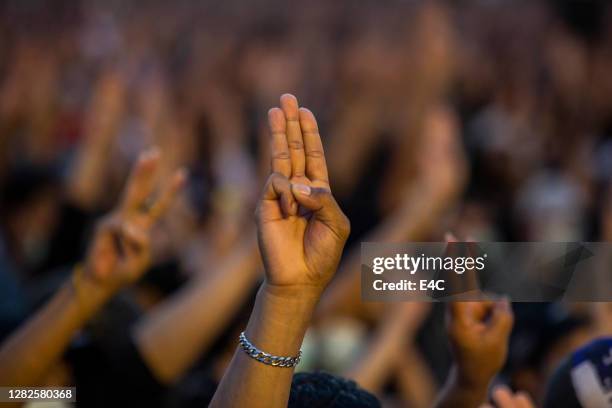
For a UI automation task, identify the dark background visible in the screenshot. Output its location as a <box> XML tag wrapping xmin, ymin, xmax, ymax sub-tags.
<box><xmin>1</xmin><ymin>0</ymin><xmax>611</xmax><ymax>406</ymax></box>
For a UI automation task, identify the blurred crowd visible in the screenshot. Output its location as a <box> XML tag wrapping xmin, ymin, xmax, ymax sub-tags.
<box><xmin>1</xmin><ymin>0</ymin><xmax>612</xmax><ymax>406</ymax></box>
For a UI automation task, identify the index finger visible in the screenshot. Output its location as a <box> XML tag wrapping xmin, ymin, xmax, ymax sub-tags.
<box><xmin>121</xmin><ymin>147</ymin><xmax>161</xmax><ymax>213</ymax></box>
<box><xmin>299</xmin><ymin>107</ymin><xmax>329</xmax><ymax>187</ymax></box>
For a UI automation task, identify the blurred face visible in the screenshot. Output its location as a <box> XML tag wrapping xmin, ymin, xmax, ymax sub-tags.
<box><xmin>514</xmin><ymin>326</ymin><xmax>598</xmax><ymax>405</ymax></box>
<box><xmin>15</xmin><ymin>188</ymin><xmax>60</xmax><ymax>266</ymax></box>
<box><xmin>541</xmin><ymin>327</ymin><xmax>597</xmax><ymax>381</ymax></box>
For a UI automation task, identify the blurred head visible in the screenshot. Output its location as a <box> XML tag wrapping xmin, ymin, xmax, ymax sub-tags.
<box><xmin>289</xmin><ymin>372</ymin><xmax>380</xmax><ymax>408</ymax></box>
<box><xmin>0</xmin><ymin>165</ymin><xmax>61</xmax><ymax>267</ymax></box>
<box><xmin>543</xmin><ymin>337</ymin><xmax>612</xmax><ymax>408</ymax></box>
<box><xmin>508</xmin><ymin>303</ymin><xmax>595</xmax><ymax>403</ymax></box>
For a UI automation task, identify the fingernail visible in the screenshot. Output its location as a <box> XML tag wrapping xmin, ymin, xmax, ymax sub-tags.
<box><xmin>293</xmin><ymin>184</ymin><xmax>311</xmax><ymax>196</ymax></box>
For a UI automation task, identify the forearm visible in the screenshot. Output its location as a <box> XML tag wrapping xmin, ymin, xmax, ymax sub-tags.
<box><xmin>434</xmin><ymin>366</ymin><xmax>489</xmax><ymax>408</ymax></box>
<box><xmin>67</xmin><ymin>146</ymin><xmax>110</xmax><ymax>209</ymax></box>
<box><xmin>67</xmin><ymin>80</ymin><xmax>123</xmax><ymax>210</ymax></box>
<box><xmin>346</xmin><ymin>311</ymin><xmax>412</xmax><ymax>393</ymax></box>
<box><xmin>210</xmin><ymin>283</ymin><xmax>319</xmax><ymax>408</ymax></box>
<box><xmin>395</xmin><ymin>347</ymin><xmax>438</xmax><ymax>408</ymax></box>
<box><xmin>0</xmin><ymin>272</ymin><xmax>111</xmax><ymax>386</ymax></box>
<box><xmin>134</xmin><ymin>239</ymin><xmax>260</xmax><ymax>383</ymax></box>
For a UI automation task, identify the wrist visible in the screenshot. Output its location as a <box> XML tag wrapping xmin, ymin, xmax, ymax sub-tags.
<box><xmin>261</xmin><ymin>281</ymin><xmax>324</xmax><ymax>305</ymax></box>
<box><xmin>243</xmin><ymin>283</ymin><xmax>319</xmax><ymax>358</ymax></box>
<box><xmin>453</xmin><ymin>364</ymin><xmax>493</xmax><ymax>391</ymax></box>
<box><xmin>435</xmin><ymin>365</ymin><xmax>490</xmax><ymax>408</ymax></box>
<box><xmin>257</xmin><ymin>282</ymin><xmax>321</xmax><ymax>329</ymax></box>
<box><xmin>49</xmin><ymin>265</ymin><xmax>115</xmax><ymax>330</ymax></box>
<box><xmin>72</xmin><ymin>265</ymin><xmax>115</xmax><ymax>310</ymax></box>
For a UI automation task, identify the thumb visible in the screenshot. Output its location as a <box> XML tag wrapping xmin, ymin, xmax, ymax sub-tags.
<box><xmin>291</xmin><ymin>183</ymin><xmax>350</xmax><ymax>239</ymax></box>
<box><xmin>260</xmin><ymin>173</ymin><xmax>298</xmax><ymax>217</ymax></box>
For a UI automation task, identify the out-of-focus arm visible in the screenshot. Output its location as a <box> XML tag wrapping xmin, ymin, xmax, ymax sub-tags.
<box><xmin>134</xmin><ymin>235</ymin><xmax>261</xmax><ymax>384</ymax></box>
<box><xmin>0</xmin><ymin>271</ymin><xmax>111</xmax><ymax>386</ymax></box>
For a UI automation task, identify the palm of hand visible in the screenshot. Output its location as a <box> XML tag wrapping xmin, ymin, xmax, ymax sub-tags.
<box><xmin>257</xmin><ymin>95</ymin><xmax>349</xmax><ymax>291</ymax></box>
<box><xmin>84</xmin><ymin>149</ymin><xmax>185</xmax><ymax>291</ymax></box>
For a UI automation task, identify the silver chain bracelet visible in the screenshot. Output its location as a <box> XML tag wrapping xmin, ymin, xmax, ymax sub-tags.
<box><xmin>239</xmin><ymin>331</ymin><xmax>302</xmax><ymax>368</ymax></box>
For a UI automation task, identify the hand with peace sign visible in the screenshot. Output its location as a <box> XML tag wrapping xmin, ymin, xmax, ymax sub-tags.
<box><xmin>256</xmin><ymin>94</ymin><xmax>350</xmax><ymax>297</ymax></box>
<box><xmin>83</xmin><ymin>147</ymin><xmax>186</xmax><ymax>293</ymax></box>
<box><xmin>0</xmin><ymin>147</ymin><xmax>185</xmax><ymax>388</ymax></box>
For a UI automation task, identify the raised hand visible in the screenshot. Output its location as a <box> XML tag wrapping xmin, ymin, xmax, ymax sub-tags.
<box><xmin>447</xmin><ymin>300</ymin><xmax>514</xmax><ymax>388</ymax></box>
<box><xmin>68</xmin><ymin>70</ymin><xmax>127</xmax><ymax>209</ymax></box>
<box><xmin>256</xmin><ymin>94</ymin><xmax>350</xmax><ymax>296</ymax></box>
<box><xmin>435</xmin><ymin>234</ymin><xmax>515</xmax><ymax>408</ymax></box>
<box><xmin>211</xmin><ymin>95</ymin><xmax>350</xmax><ymax>408</ymax></box>
<box><xmin>83</xmin><ymin>147</ymin><xmax>186</xmax><ymax>293</ymax></box>
<box><xmin>417</xmin><ymin>105</ymin><xmax>467</xmax><ymax>201</ymax></box>
<box><xmin>0</xmin><ymin>147</ymin><xmax>186</xmax><ymax>388</ymax></box>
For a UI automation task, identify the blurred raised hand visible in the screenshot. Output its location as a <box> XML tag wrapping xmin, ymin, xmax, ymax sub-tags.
<box><xmin>381</xmin><ymin>104</ymin><xmax>467</xmax><ymax>213</ymax></box>
<box><xmin>0</xmin><ymin>148</ymin><xmax>185</xmax><ymax>387</ymax></box>
<box><xmin>256</xmin><ymin>94</ymin><xmax>350</xmax><ymax>295</ymax></box>
<box><xmin>435</xmin><ymin>298</ymin><xmax>514</xmax><ymax>408</ymax></box>
<box><xmin>84</xmin><ymin>147</ymin><xmax>186</xmax><ymax>293</ymax></box>
<box><xmin>68</xmin><ymin>70</ymin><xmax>127</xmax><ymax>209</ymax></box>
<box><xmin>447</xmin><ymin>300</ymin><xmax>514</xmax><ymax>387</ymax></box>
<box><xmin>316</xmin><ymin>108</ymin><xmax>467</xmax><ymax>322</ymax></box>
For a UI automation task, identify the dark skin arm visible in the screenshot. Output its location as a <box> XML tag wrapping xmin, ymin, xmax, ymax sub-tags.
<box><xmin>434</xmin><ymin>300</ymin><xmax>514</xmax><ymax>408</ymax></box>
<box><xmin>210</xmin><ymin>94</ymin><xmax>350</xmax><ymax>408</ymax></box>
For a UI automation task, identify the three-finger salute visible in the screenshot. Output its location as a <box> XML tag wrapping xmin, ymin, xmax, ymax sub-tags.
<box><xmin>256</xmin><ymin>94</ymin><xmax>350</xmax><ymax>296</ymax></box>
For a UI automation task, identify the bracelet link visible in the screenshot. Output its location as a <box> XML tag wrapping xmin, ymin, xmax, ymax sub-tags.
<box><xmin>239</xmin><ymin>332</ymin><xmax>302</xmax><ymax>368</ymax></box>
